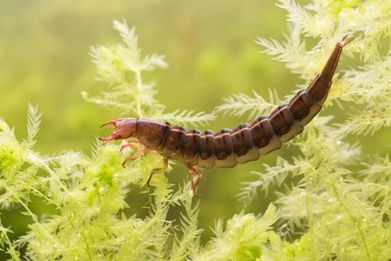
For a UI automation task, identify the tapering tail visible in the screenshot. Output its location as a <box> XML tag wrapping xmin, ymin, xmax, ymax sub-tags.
<box><xmin>306</xmin><ymin>36</ymin><xmax>353</xmax><ymax>102</ymax></box>
<box><xmin>321</xmin><ymin>35</ymin><xmax>353</xmax><ymax>81</ymax></box>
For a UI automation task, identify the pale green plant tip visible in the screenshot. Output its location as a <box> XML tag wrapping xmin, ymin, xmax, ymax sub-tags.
<box><xmin>26</xmin><ymin>104</ymin><xmax>41</xmax><ymax>146</ymax></box>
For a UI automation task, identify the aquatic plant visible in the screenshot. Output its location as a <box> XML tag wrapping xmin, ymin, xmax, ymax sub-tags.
<box><xmin>1</xmin><ymin>0</ymin><xmax>390</xmax><ymax>260</ymax></box>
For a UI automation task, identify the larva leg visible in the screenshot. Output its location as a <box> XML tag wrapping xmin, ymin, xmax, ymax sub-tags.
<box><xmin>122</xmin><ymin>153</ymin><xmax>144</xmax><ymax>167</ymax></box>
<box><xmin>188</xmin><ymin>165</ymin><xmax>202</xmax><ymax>195</ymax></box>
<box><xmin>146</xmin><ymin>157</ymin><xmax>168</xmax><ymax>188</ymax></box>
<box><xmin>121</xmin><ymin>141</ymin><xmax>147</xmax><ymax>167</ymax></box>
<box><xmin>120</xmin><ymin>140</ymin><xmax>144</xmax><ymax>152</ymax></box>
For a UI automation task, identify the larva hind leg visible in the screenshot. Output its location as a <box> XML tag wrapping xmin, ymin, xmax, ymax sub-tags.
<box><xmin>188</xmin><ymin>165</ymin><xmax>202</xmax><ymax>195</ymax></box>
<box><xmin>146</xmin><ymin>157</ymin><xmax>168</xmax><ymax>188</ymax></box>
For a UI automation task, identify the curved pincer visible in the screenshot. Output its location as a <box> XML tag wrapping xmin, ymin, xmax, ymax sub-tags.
<box><xmin>98</xmin><ymin>120</ymin><xmax>118</xmax><ymax>143</ymax></box>
<box><xmin>100</xmin><ymin>120</ymin><xmax>118</xmax><ymax>128</ymax></box>
<box><xmin>98</xmin><ymin>134</ymin><xmax>117</xmax><ymax>142</ymax></box>
<box><xmin>98</xmin><ymin>118</ymin><xmax>137</xmax><ymax>143</ymax></box>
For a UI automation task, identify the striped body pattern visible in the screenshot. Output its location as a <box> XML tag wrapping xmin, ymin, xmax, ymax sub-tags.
<box><xmin>99</xmin><ymin>37</ymin><xmax>351</xmax><ymax>171</ymax></box>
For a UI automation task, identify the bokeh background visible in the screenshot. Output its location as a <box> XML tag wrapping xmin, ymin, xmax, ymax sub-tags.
<box><xmin>1</xmin><ymin>0</ymin><xmax>388</xmax><ymax>254</ymax></box>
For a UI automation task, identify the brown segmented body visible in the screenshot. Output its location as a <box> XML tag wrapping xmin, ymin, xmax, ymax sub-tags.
<box><xmin>99</xmin><ymin>37</ymin><xmax>351</xmax><ymax>172</ymax></box>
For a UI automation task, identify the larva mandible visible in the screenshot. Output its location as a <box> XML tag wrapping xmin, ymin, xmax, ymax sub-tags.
<box><xmin>99</xmin><ymin>37</ymin><xmax>352</xmax><ymax>193</ymax></box>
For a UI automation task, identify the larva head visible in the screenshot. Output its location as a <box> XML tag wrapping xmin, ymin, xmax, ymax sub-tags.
<box><xmin>98</xmin><ymin>118</ymin><xmax>137</xmax><ymax>142</ymax></box>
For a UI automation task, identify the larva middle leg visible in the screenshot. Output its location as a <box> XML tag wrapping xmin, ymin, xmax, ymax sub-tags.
<box><xmin>146</xmin><ymin>157</ymin><xmax>168</xmax><ymax>188</ymax></box>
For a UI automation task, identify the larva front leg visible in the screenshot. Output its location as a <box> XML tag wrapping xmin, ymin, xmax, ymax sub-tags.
<box><xmin>120</xmin><ymin>140</ymin><xmax>145</xmax><ymax>166</ymax></box>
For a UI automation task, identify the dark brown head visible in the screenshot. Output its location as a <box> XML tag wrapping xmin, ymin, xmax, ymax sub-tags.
<box><xmin>98</xmin><ymin>118</ymin><xmax>137</xmax><ymax>142</ymax></box>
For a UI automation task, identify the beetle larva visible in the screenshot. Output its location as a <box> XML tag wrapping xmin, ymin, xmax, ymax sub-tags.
<box><xmin>99</xmin><ymin>37</ymin><xmax>352</xmax><ymax>193</ymax></box>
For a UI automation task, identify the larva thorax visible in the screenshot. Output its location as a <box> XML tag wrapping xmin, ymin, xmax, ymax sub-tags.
<box><xmin>99</xmin><ymin>37</ymin><xmax>352</xmax><ymax>169</ymax></box>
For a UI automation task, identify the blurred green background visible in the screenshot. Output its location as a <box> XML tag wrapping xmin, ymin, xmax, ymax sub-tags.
<box><xmin>1</xmin><ymin>0</ymin><xmax>388</xmax><ymax>252</ymax></box>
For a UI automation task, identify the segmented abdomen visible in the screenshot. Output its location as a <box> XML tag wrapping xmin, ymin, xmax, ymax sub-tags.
<box><xmin>134</xmin><ymin>38</ymin><xmax>351</xmax><ymax>168</ymax></box>
<box><xmin>153</xmin><ymin>80</ymin><xmax>323</xmax><ymax>168</ymax></box>
<box><xmin>100</xmin><ymin>38</ymin><xmax>350</xmax><ymax>170</ymax></box>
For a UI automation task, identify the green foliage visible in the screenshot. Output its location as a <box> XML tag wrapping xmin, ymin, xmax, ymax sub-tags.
<box><xmin>230</xmin><ymin>0</ymin><xmax>391</xmax><ymax>260</ymax></box>
<box><xmin>0</xmin><ymin>0</ymin><xmax>390</xmax><ymax>260</ymax></box>
<box><xmin>0</xmin><ymin>20</ymin><xmax>275</xmax><ymax>260</ymax></box>
<box><xmin>215</xmin><ymin>90</ymin><xmax>281</xmax><ymax>120</ymax></box>
<box><xmin>82</xmin><ymin>20</ymin><xmax>215</xmax><ymax>127</ymax></box>
<box><xmin>194</xmin><ymin>205</ymin><xmax>278</xmax><ymax>261</ymax></box>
